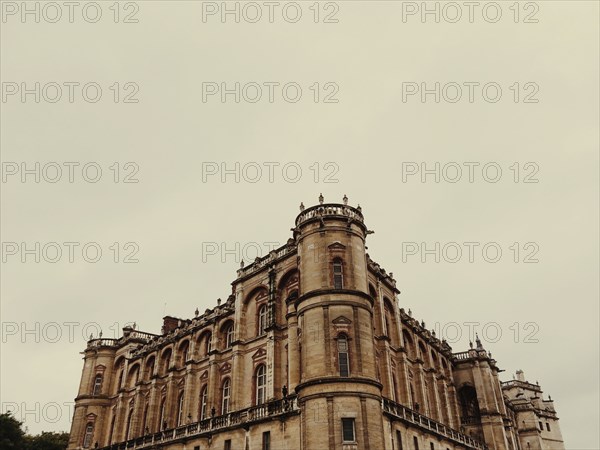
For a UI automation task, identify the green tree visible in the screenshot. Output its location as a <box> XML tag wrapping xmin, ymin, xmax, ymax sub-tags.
<box><xmin>25</xmin><ymin>431</ymin><xmax>69</xmax><ymax>450</ymax></box>
<box><xmin>0</xmin><ymin>412</ymin><xmax>26</xmax><ymax>449</ymax></box>
<box><xmin>0</xmin><ymin>412</ymin><xmax>69</xmax><ymax>450</ymax></box>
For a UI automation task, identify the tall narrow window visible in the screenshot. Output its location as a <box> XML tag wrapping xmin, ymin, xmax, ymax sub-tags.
<box><xmin>92</xmin><ymin>374</ymin><xmax>102</xmax><ymax>395</ymax></box>
<box><xmin>206</xmin><ymin>333</ymin><xmax>213</xmax><ymax>354</ymax></box>
<box><xmin>258</xmin><ymin>304</ymin><xmax>268</xmax><ymax>335</ymax></box>
<box><xmin>142</xmin><ymin>403</ymin><xmax>149</xmax><ymax>434</ymax></box>
<box><xmin>125</xmin><ymin>408</ymin><xmax>133</xmax><ymax>440</ymax></box>
<box><xmin>430</xmin><ymin>443</ymin><xmax>435</xmax><ymax>450</ymax></box>
<box><xmin>262</xmin><ymin>431</ymin><xmax>271</xmax><ymax>450</ymax></box>
<box><xmin>224</xmin><ymin>440</ymin><xmax>232</xmax><ymax>450</ymax></box>
<box><xmin>341</xmin><ymin>418</ymin><xmax>355</xmax><ymax>443</ymax></box>
<box><xmin>108</xmin><ymin>415</ymin><xmax>116</xmax><ymax>444</ymax></box>
<box><xmin>199</xmin><ymin>386</ymin><xmax>208</xmax><ymax>420</ymax></box>
<box><xmin>83</xmin><ymin>423</ymin><xmax>94</xmax><ymax>448</ymax></box>
<box><xmin>255</xmin><ymin>365</ymin><xmax>266</xmax><ymax>405</ymax></box>
<box><xmin>333</xmin><ymin>259</ymin><xmax>343</xmax><ymax>289</ymax></box>
<box><xmin>180</xmin><ymin>342</ymin><xmax>189</xmax><ymax>366</ymax></box>
<box><xmin>413</xmin><ymin>436</ymin><xmax>420</xmax><ymax>450</ymax></box>
<box><xmin>396</xmin><ymin>430</ymin><xmax>403</xmax><ymax>450</ymax></box>
<box><xmin>338</xmin><ymin>335</ymin><xmax>349</xmax><ymax>377</ymax></box>
<box><xmin>177</xmin><ymin>391</ymin><xmax>185</xmax><ymax>426</ymax></box>
<box><xmin>222</xmin><ymin>379</ymin><xmax>231</xmax><ymax>414</ymax></box>
<box><xmin>159</xmin><ymin>397</ymin><xmax>166</xmax><ymax>429</ymax></box>
<box><xmin>225</xmin><ymin>324</ymin><xmax>234</xmax><ymax>348</ymax></box>
<box><xmin>117</xmin><ymin>367</ymin><xmax>125</xmax><ymax>390</ymax></box>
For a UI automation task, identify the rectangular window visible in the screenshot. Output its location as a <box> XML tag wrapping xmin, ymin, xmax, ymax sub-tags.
<box><xmin>396</xmin><ymin>430</ymin><xmax>403</xmax><ymax>450</ymax></box>
<box><xmin>194</xmin><ymin>447</ymin><xmax>200</xmax><ymax>450</ymax></box>
<box><xmin>430</xmin><ymin>443</ymin><xmax>435</xmax><ymax>450</ymax></box>
<box><xmin>339</xmin><ymin>351</ymin><xmax>349</xmax><ymax>377</ymax></box>
<box><xmin>224</xmin><ymin>440</ymin><xmax>231</xmax><ymax>450</ymax></box>
<box><xmin>341</xmin><ymin>418</ymin><xmax>355</xmax><ymax>442</ymax></box>
<box><xmin>539</xmin><ymin>421</ymin><xmax>543</xmax><ymax>431</ymax></box>
<box><xmin>333</xmin><ymin>264</ymin><xmax>343</xmax><ymax>289</ymax></box>
<box><xmin>546</xmin><ymin>423</ymin><xmax>551</xmax><ymax>432</ymax></box>
<box><xmin>262</xmin><ymin>431</ymin><xmax>271</xmax><ymax>450</ymax></box>
<box><xmin>413</xmin><ymin>436</ymin><xmax>420</xmax><ymax>450</ymax></box>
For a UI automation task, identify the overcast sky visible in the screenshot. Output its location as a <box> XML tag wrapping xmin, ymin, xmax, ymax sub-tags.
<box><xmin>1</xmin><ymin>1</ymin><xmax>598</xmax><ymax>449</ymax></box>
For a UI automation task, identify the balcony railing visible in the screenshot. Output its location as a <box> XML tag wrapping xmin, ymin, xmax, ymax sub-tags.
<box><xmin>97</xmin><ymin>396</ymin><xmax>299</xmax><ymax>450</ymax></box>
<box><xmin>236</xmin><ymin>242</ymin><xmax>296</xmax><ymax>278</ymax></box>
<box><xmin>382</xmin><ymin>398</ymin><xmax>488</xmax><ymax>450</ymax></box>
<box><xmin>295</xmin><ymin>203</ymin><xmax>364</xmax><ymax>227</ymax></box>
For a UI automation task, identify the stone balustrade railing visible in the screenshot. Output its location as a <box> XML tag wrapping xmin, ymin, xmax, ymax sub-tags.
<box><xmin>382</xmin><ymin>398</ymin><xmax>488</xmax><ymax>450</ymax></box>
<box><xmin>295</xmin><ymin>203</ymin><xmax>364</xmax><ymax>227</ymax></box>
<box><xmin>95</xmin><ymin>396</ymin><xmax>299</xmax><ymax>450</ymax></box>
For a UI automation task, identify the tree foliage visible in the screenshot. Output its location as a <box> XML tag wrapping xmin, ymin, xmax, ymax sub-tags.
<box><xmin>0</xmin><ymin>413</ymin><xmax>69</xmax><ymax>450</ymax></box>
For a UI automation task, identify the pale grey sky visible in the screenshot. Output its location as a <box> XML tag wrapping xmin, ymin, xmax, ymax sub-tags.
<box><xmin>1</xmin><ymin>2</ymin><xmax>598</xmax><ymax>449</ymax></box>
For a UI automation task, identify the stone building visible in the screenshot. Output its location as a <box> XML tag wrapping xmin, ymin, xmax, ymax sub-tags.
<box><xmin>67</xmin><ymin>197</ymin><xmax>565</xmax><ymax>450</ymax></box>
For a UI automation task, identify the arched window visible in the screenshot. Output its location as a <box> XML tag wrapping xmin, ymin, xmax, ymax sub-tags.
<box><xmin>178</xmin><ymin>341</ymin><xmax>190</xmax><ymax>367</ymax></box>
<box><xmin>125</xmin><ymin>408</ymin><xmax>134</xmax><ymax>440</ymax></box>
<box><xmin>199</xmin><ymin>385</ymin><xmax>208</xmax><ymax>420</ymax></box>
<box><xmin>117</xmin><ymin>367</ymin><xmax>125</xmax><ymax>391</ymax></box>
<box><xmin>108</xmin><ymin>414</ymin><xmax>116</xmax><ymax>444</ymax></box>
<box><xmin>141</xmin><ymin>403</ymin><xmax>149</xmax><ymax>435</ymax></box>
<box><xmin>337</xmin><ymin>335</ymin><xmax>350</xmax><ymax>377</ymax></box>
<box><xmin>160</xmin><ymin>349</ymin><xmax>172</xmax><ymax>375</ymax></box>
<box><xmin>159</xmin><ymin>397</ymin><xmax>167</xmax><ymax>430</ymax></box>
<box><xmin>459</xmin><ymin>386</ymin><xmax>481</xmax><ymax>424</ymax></box>
<box><xmin>221</xmin><ymin>378</ymin><xmax>231</xmax><ymax>414</ymax></box>
<box><xmin>255</xmin><ymin>365</ymin><xmax>266</xmax><ymax>404</ymax></box>
<box><xmin>258</xmin><ymin>304</ymin><xmax>268</xmax><ymax>335</ymax></box>
<box><xmin>144</xmin><ymin>357</ymin><xmax>155</xmax><ymax>381</ymax></box>
<box><xmin>177</xmin><ymin>391</ymin><xmax>185</xmax><ymax>426</ymax></box>
<box><xmin>225</xmin><ymin>324</ymin><xmax>234</xmax><ymax>348</ymax></box>
<box><xmin>82</xmin><ymin>423</ymin><xmax>94</xmax><ymax>448</ymax></box>
<box><xmin>92</xmin><ymin>374</ymin><xmax>103</xmax><ymax>395</ymax></box>
<box><xmin>127</xmin><ymin>364</ymin><xmax>140</xmax><ymax>387</ymax></box>
<box><xmin>333</xmin><ymin>258</ymin><xmax>343</xmax><ymax>289</ymax></box>
<box><xmin>206</xmin><ymin>332</ymin><xmax>212</xmax><ymax>354</ymax></box>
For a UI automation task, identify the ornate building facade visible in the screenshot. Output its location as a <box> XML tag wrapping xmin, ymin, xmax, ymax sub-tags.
<box><xmin>68</xmin><ymin>198</ymin><xmax>565</xmax><ymax>450</ymax></box>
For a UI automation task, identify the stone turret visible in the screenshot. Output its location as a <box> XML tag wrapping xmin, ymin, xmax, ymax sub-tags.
<box><xmin>293</xmin><ymin>195</ymin><xmax>385</xmax><ymax>450</ymax></box>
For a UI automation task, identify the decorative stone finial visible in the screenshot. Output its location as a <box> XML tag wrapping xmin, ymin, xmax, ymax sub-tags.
<box><xmin>99</xmin><ymin>330</ymin><xmax>103</xmax><ymax>338</ymax></box>
<box><xmin>469</xmin><ymin>340</ymin><xmax>473</xmax><ymax>349</ymax></box>
<box><xmin>133</xmin><ymin>322</ymin><xmax>136</xmax><ymax>330</ymax></box>
<box><xmin>319</xmin><ymin>193</ymin><xmax>324</xmax><ymax>204</ymax></box>
<box><xmin>343</xmin><ymin>194</ymin><xmax>348</xmax><ymax>205</ymax></box>
<box><xmin>195</xmin><ymin>307</ymin><xmax>199</xmax><ymax>317</ymax></box>
<box><xmin>89</xmin><ymin>333</ymin><xmax>93</xmax><ymax>341</ymax></box>
<box><xmin>408</xmin><ymin>308</ymin><xmax>412</xmax><ymax>317</ymax></box>
<box><xmin>475</xmin><ymin>333</ymin><xmax>482</xmax><ymax>349</ymax></box>
<box><xmin>357</xmin><ymin>204</ymin><xmax>362</xmax><ymax>212</ymax></box>
<box><xmin>240</xmin><ymin>259</ymin><xmax>244</xmax><ymax>268</ymax></box>
<box><xmin>421</xmin><ymin>320</ymin><xmax>425</xmax><ymax>328</ymax></box>
<box><xmin>217</xmin><ymin>298</ymin><xmax>221</xmax><ymax>306</ymax></box>
<box><xmin>299</xmin><ymin>202</ymin><xmax>305</xmax><ymax>211</ymax></box>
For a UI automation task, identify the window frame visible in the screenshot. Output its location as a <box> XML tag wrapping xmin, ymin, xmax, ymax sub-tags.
<box><xmin>258</xmin><ymin>303</ymin><xmax>268</xmax><ymax>335</ymax></box>
<box><xmin>341</xmin><ymin>418</ymin><xmax>356</xmax><ymax>443</ymax></box>
<box><xmin>221</xmin><ymin>378</ymin><xmax>231</xmax><ymax>414</ymax></box>
<box><xmin>92</xmin><ymin>374</ymin><xmax>103</xmax><ymax>395</ymax></box>
<box><xmin>225</xmin><ymin>324</ymin><xmax>234</xmax><ymax>349</ymax></box>
<box><xmin>333</xmin><ymin>258</ymin><xmax>344</xmax><ymax>289</ymax></box>
<box><xmin>82</xmin><ymin>422</ymin><xmax>94</xmax><ymax>448</ymax></box>
<box><xmin>337</xmin><ymin>334</ymin><xmax>350</xmax><ymax>377</ymax></box>
<box><xmin>255</xmin><ymin>364</ymin><xmax>267</xmax><ymax>405</ymax></box>
<box><xmin>199</xmin><ymin>385</ymin><xmax>208</xmax><ymax>420</ymax></box>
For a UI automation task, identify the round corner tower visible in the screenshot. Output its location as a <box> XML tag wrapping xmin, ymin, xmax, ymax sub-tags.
<box><xmin>292</xmin><ymin>197</ymin><xmax>385</xmax><ymax>450</ymax></box>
